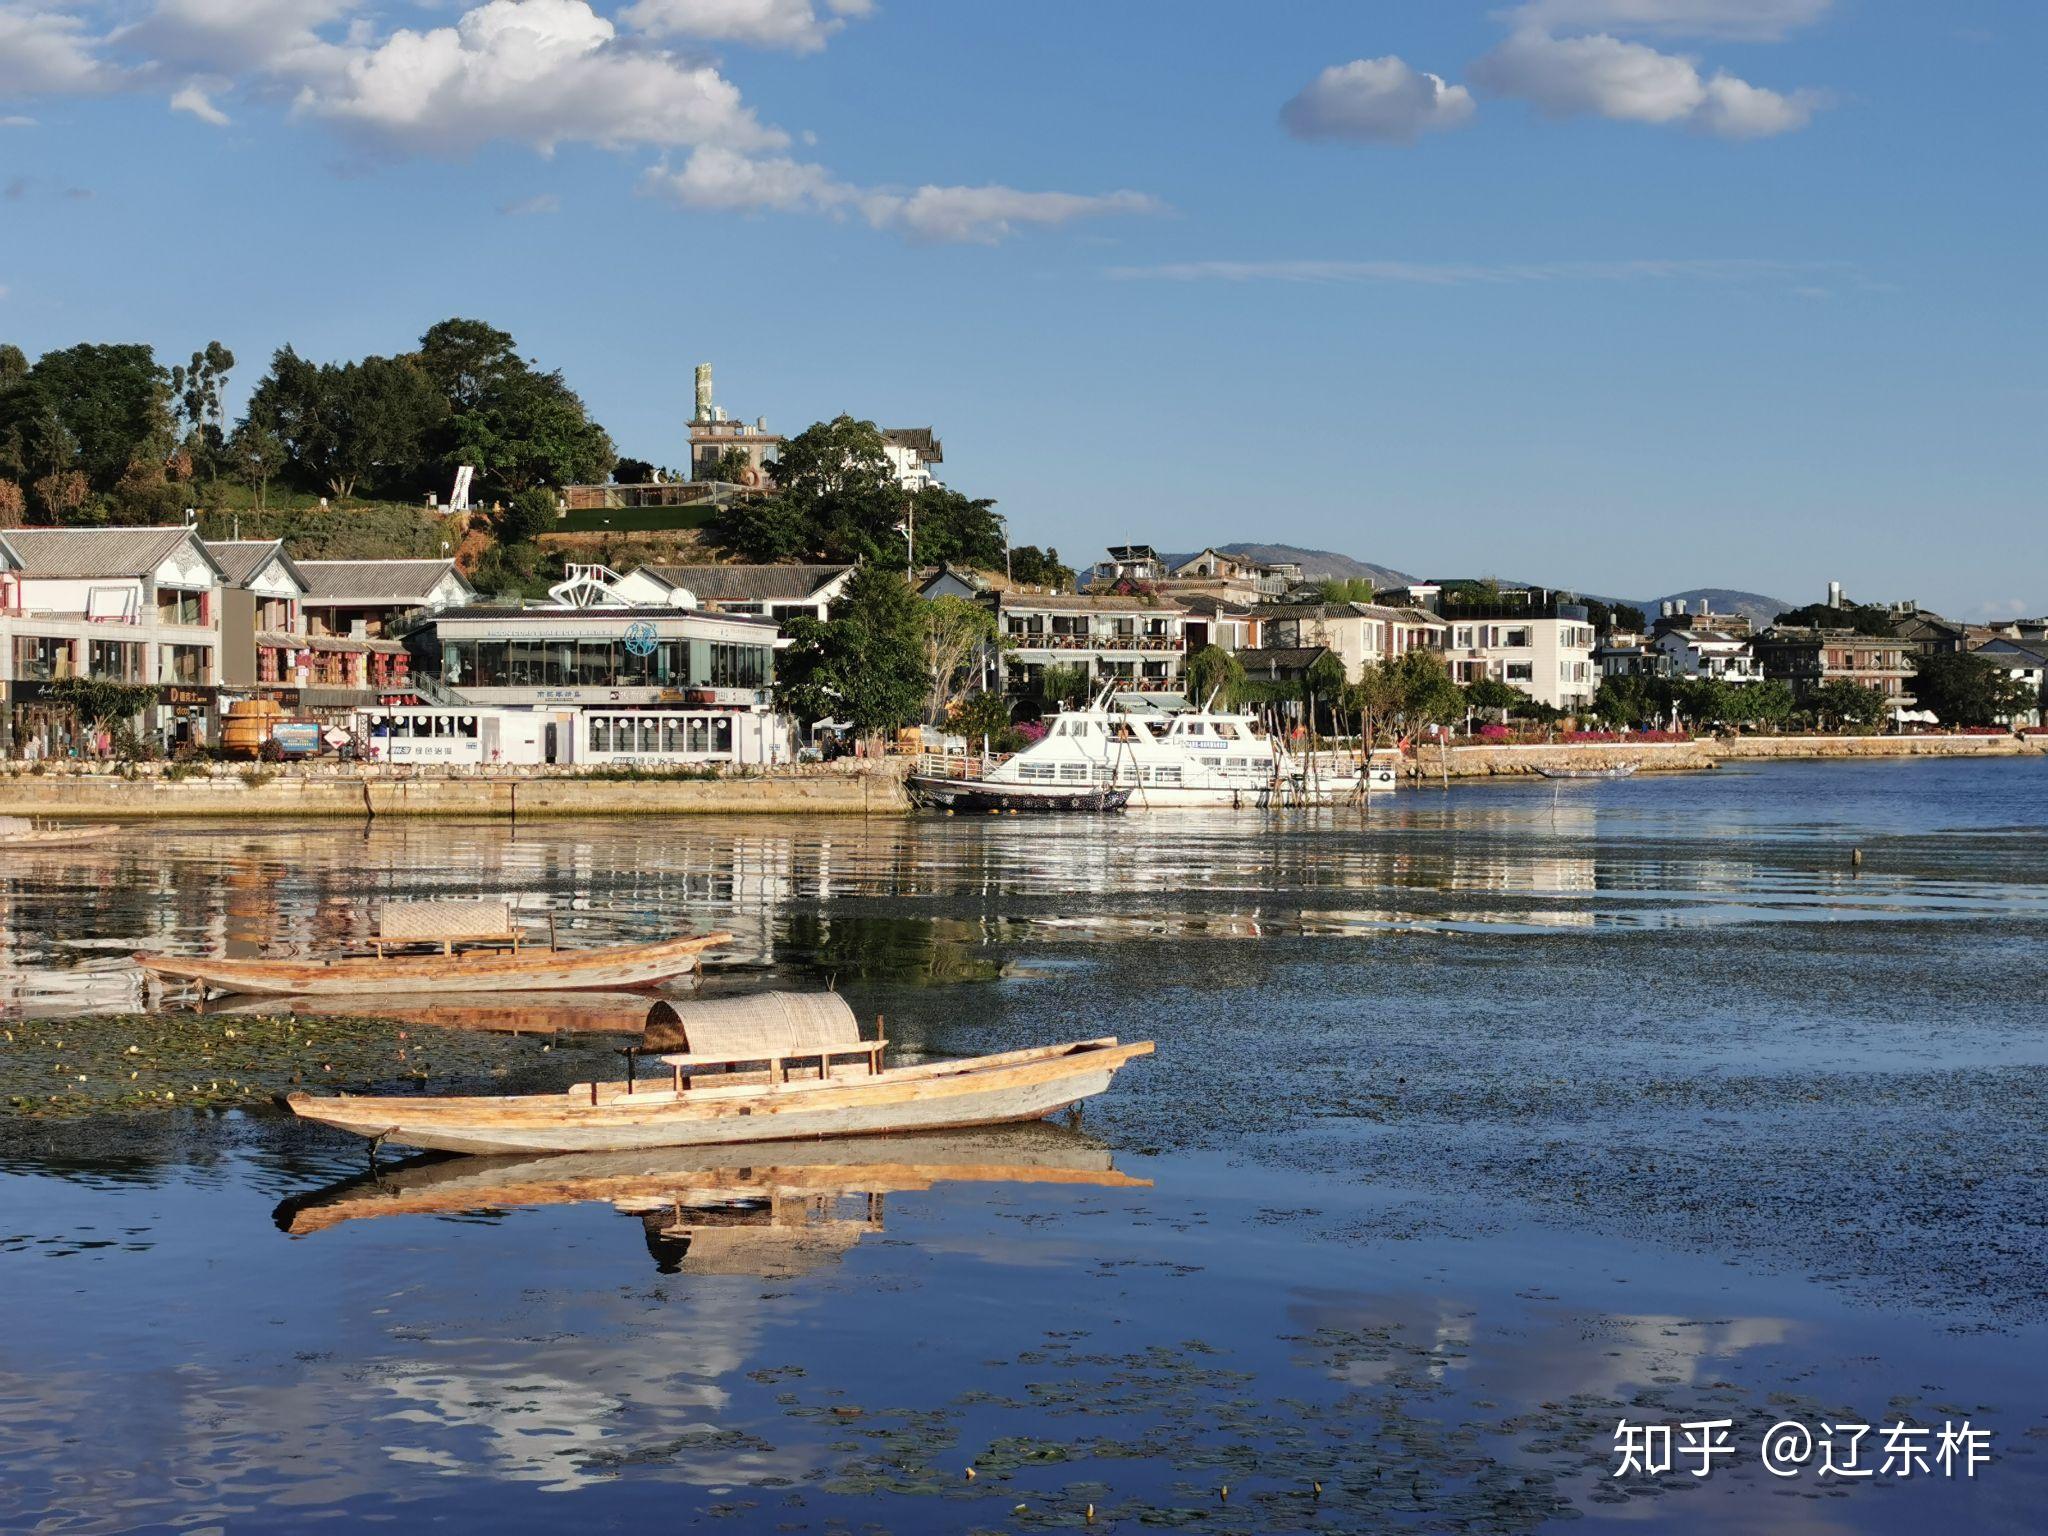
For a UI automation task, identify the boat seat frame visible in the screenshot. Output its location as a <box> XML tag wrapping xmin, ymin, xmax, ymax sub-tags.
<box><xmin>651</xmin><ymin>1040</ymin><xmax>889</xmax><ymax>1095</ymax></box>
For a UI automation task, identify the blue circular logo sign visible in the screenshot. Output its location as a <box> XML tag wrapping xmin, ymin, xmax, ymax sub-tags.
<box><xmin>623</xmin><ymin>621</ymin><xmax>658</xmax><ymax>657</ymax></box>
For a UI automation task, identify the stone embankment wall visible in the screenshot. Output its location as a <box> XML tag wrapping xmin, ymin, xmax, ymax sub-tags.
<box><xmin>1411</xmin><ymin>740</ymin><xmax>1716</xmax><ymax>779</ymax></box>
<box><xmin>1709</xmin><ymin>733</ymin><xmax>2038</xmax><ymax>761</ymax></box>
<box><xmin>0</xmin><ymin>760</ymin><xmax>909</xmax><ymax>819</ymax></box>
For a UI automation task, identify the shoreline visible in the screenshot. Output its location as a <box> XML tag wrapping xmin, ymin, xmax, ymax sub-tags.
<box><xmin>0</xmin><ymin>734</ymin><xmax>2037</xmax><ymax>819</ymax></box>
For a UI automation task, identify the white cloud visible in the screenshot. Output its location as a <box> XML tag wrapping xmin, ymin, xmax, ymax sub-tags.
<box><xmin>1104</xmin><ymin>256</ymin><xmax>1846</xmax><ymax>285</ymax></box>
<box><xmin>620</xmin><ymin>0</ymin><xmax>874</xmax><ymax>54</ymax></box>
<box><xmin>1</xmin><ymin>114</ymin><xmax>39</xmax><ymax>126</ymax></box>
<box><xmin>170</xmin><ymin>82</ymin><xmax>230</xmax><ymax>123</ymax></box>
<box><xmin>1281</xmin><ymin>56</ymin><xmax>1475</xmax><ymax>144</ymax></box>
<box><xmin>1471</xmin><ymin>27</ymin><xmax>1818</xmax><ymax>137</ymax></box>
<box><xmin>498</xmin><ymin>191</ymin><xmax>560</xmax><ymax>214</ymax></box>
<box><xmin>0</xmin><ymin>4</ymin><xmax>115</xmax><ymax>96</ymax></box>
<box><xmin>115</xmin><ymin>0</ymin><xmax>354</xmax><ymax>80</ymax></box>
<box><xmin>642</xmin><ymin>145</ymin><xmax>1162</xmax><ymax>244</ymax></box>
<box><xmin>292</xmin><ymin>0</ymin><xmax>780</xmax><ymax>156</ymax></box>
<box><xmin>1502</xmin><ymin>0</ymin><xmax>1832</xmax><ymax>43</ymax></box>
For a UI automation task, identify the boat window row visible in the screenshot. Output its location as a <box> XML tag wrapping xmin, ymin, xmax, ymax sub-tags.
<box><xmin>369</xmin><ymin>713</ymin><xmax>481</xmax><ymax>739</ymax></box>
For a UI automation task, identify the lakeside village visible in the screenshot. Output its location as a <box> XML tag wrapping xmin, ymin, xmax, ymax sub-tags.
<box><xmin>1</xmin><ymin>325</ymin><xmax>2045</xmax><ymax>785</ymax></box>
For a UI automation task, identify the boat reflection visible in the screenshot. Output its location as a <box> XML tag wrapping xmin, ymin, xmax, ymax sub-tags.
<box><xmin>273</xmin><ymin>1125</ymin><xmax>1151</xmax><ymax>1275</ymax></box>
<box><xmin>199</xmin><ymin>988</ymin><xmax>672</xmax><ymax>1036</ymax></box>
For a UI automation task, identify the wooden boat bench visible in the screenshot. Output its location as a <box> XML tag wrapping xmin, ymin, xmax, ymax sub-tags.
<box><xmin>653</xmin><ymin>1039</ymin><xmax>888</xmax><ymax>1093</ymax></box>
<box><xmin>373</xmin><ymin>900</ymin><xmax>521</xmax><ymax>957</ymax></box>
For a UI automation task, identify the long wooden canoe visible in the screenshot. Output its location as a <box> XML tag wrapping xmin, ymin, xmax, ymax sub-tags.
<box><xmin>3</xmin><ymin>826</ymin><xmax>107</xmax><ymax>850</ymax></box>
<box><xmin>287</xmin><ymin>1036</ymin><xmax>1154</xmax><ymax>1154</ymax></box>
<box><xmin>136</xmin><ymin>930</ymin><xmax>732</xmax><ymax>998</ymax></box>
<box><xmin>274</xmin><ymin>1125</ymin><xmax>1151</xmax><ymax>1236</ymax></box>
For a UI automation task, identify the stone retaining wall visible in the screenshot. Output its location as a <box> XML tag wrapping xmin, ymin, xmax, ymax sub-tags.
<box><xmin>0</xmin><ymin>762</ymin><xmax>907</xmax><ymax>819</ymax></box>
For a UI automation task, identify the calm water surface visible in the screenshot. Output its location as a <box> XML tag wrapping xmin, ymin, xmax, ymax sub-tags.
<box><xmin>2</xmin><ymin>756</ymin><xmax>2044</xmax><ymax>1532</ymax></box>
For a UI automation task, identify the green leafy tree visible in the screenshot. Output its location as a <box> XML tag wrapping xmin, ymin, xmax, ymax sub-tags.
<box><xmin>1007</xmin><ymin>545</ymin><xmax>1074</xmax><ymax>590</ymax></box>
<box><xmin>922</xmin><ymin>595</ymin><xmax>1000</xmax><ymax>724</ymax></box>
<box><xmin>712</xmin><ymin>416</ymin><xmax>900</xmax><ymax>564</ymax></box>
<box><xmin>1464</xmin><ymin>676</ymin><xmax>1524</xmax><ymax>717</ymax></box>
<box><xmin>4</xmin><ymin>344</ymin><xmax>172</xmax><ymax>506</ymax></box>
<box><xmin>1302</xmin><ymin>649</ymin><xmax>1348</xmax><ymax>729</ymax></box>
<box><xmin>1036</xmin><ymin>663</ymin><xmax>1091</xmax><ymax>709</ymax></box>
<box><xmin>445</xmin><ymin>365</ymin><xmax>614</xmax><ymax>493</ymax></box>
<box><xmin>949</xmin><ymin>690</ymin><xmax>1013</xmax><ymax>745</ymax></box>
<box><xmin>169</xmin><ymin>341</ymin><xmax>236</xmax><ymax>469</ymax></box>
<box><xmin>699</xmin><ymin>446</ymin><xmax>753</xmax><ymax>483</ymax></box>
<box><xmin>470</xmin><ymin>540</ymin><xmax>563</xmax><ymax>601</ymax></box>
<box><xmin>1184</xmin><ymin>644</ymin><xmax>1245</xmax><ymax>707</ymax></box>
<box><xmin>1343</xmin><ymin>662</ymin><xmax>1404</xmax><ymax>746</ymax></box>
<box><xmin>244</xmin><ymin>347</ymin><xmax>445</xmax><ymax>499</ymax></box>
<box><xmin>498</xmin><ymin>486</ymin><xmax>560</xmax><ymax>544</ymax></box>
<box><xmin>1390</xmin><ymin>649</ymin><xmax>1464</xmax><ymax>728</ymax></box>
<box><xmin>777</xmin><ymin>565</ymin><xmax>928</xmax><ymax>732</ymax></box>
<box><xmin>613</xmin><ymin>456</ymin><xmax>656</xmax><ymax>484</ymax></box>
<box><xmin>1774</xmin><ymin>601</ymin><xmax>1896</xmax><ymax>637</ymax></box>
<box><xmin>906</xmin><ymin>485</ymin><xmax>1005</xmax><ymax>571</ymax></box>
<box><xmin>1724</xmin><ymin>679</ymin><xmax>1795</xmax><ymax>729</ymax></box>
<box><xmin>1810</xmin><ymin>679</ymin><xmax>1889</xmax><ymax>729</ymax></box>
<box><xmin>43</xmin><ymin>677</ymin><xmax>159</xmax><ymax>738</ymax></box>
<box><xmin>1911</xmin><ymin>651</ymin><xmax>2029</xmax><ymax>726</ymax></box>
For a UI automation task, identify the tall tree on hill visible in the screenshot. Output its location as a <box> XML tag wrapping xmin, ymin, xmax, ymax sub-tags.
<box><xmin>1774</xmin><ymin>601</ymin><xmax>1896</xmax><ymax>637</ymax></box>
<box><xmin>244</xmin><ymin>347</ymin><xmax>444</xmax><ymax>500</ymax></box>
<box><xmin>709</xmin><ymin>415</ymin><xmax>912</xmax><ymax>565</ymax></box>
<box><xmin>416</xmin><ymin>319</ymin><xmax>615</xmax><ymax>494</ymax></box>
<box><xmin>0</xmin><ymin>344</ymin><xmax>173</xmax><ymax>519</ymax></box>
<box><xmin>1007</xmin><ymin>545</ymin><xmax>1073</xmax><ymax>590</ymax></box>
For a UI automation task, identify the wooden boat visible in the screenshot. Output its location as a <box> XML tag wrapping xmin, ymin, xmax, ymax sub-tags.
<box><xmin>139</xmin><ymin>899</ymin><xmax>731</xmax><ymax>998</ymax></box>
<box><xmin>208</xmin><ymin>989</ymin><xmax>670</xmax><ymax>1035</ymax></box>
<box><xmin>1532</xmin><ymin>761</ymin><xmax>1641</xmax><ymax>781</ymax></box>
<box><xmin>0</xmin><ymin>816</ymin><xmax>107</xmax><ymax>850</ymax></box>
<box><xmin>138</xmin><ymin>931</ymin><xmax>728</xmax><ymax>999</ymax></box>
<box><xmin>287</xmin><ymin>989</ymin><xmax>1153</xmax><ymax>1153</ymax></box>
<box><xmin>907</xmin><ymin>775</ymin><xmax>1131</xmax><ymax>813</ymax></box>
<box><xmin>273</xmin><ymin>1124</ymin><xmax>1150</xmax><ymax>1238</ymax></box>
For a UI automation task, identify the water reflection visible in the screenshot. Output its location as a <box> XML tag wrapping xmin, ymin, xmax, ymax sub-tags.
<box><xmin>276</xmin><ymin>1126</ymin><xmax>1149</xmax><ymax>1277</ymax></box>
<box><xmin>7</xmin><ymin>772</ymin><xmax>2048</xmax><ymax>1019</ymax></box>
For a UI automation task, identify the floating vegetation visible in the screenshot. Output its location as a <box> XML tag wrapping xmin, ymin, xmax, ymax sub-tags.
<box><xmin>0</xmin><ymin>1012</ymin><xmax>562</xmax><ymax>1119</ymax></box>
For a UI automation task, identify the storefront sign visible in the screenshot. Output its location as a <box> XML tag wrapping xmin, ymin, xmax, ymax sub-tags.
<box><xmin>271</xmin><ymin>722</ymin><xmax>322</xmax><ymax>755</ymax></box>
<box><xmin>165</xmin><ymin>686</ymin><xmax>218</xmax><ymax>708</ymax></box>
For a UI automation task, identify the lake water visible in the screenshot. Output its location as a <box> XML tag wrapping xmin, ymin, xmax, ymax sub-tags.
<box><xmin>2</xmin><ymin>756</ymin><xmax>2044</xmax><ymax>1533</ymax></box>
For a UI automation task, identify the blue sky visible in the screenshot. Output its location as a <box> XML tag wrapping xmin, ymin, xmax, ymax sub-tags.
<box><xmin>2</xmin><ymin>0</ymin><xmax>2042</xmax><ymax>616</ymax></box>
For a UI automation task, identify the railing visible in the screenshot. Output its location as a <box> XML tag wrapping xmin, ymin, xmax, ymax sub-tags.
<box><xmin>914</xmin><ymin>752</ymin><xmax>993</xmax><ymax>781</ymax></box>
<box><xmin>1006</xmin><ymin>634</ymin><xmax>1181</xmax><ymax>652</ymax></box>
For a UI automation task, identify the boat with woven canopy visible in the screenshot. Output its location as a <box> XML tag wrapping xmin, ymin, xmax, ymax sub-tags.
<box><xmin>287</xmin><ymin>990</ymin><xmax>1153</xmax><ymax>1154</ymax></box>
<box><xmin>136</xmin><ymin>900</ymin><xmax>730</xmax><ymax>998</ymax></box>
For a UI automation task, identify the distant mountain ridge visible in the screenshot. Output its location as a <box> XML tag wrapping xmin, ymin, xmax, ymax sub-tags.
<box><xmin>1168</xmin><ymin>544</ymin><xmax>1790</xmax><ymax>629</ymax></box>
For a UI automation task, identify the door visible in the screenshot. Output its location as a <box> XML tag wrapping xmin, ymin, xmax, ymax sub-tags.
<box><xmin>544</xmin><ymin>722</ymin><xmax>559</xmax><ymax>764</ymax></box>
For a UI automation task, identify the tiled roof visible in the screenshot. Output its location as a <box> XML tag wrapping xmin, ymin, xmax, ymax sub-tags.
<box><xmin>999</xmin><ymin>592</ymin><xmax>1187</xmax><ymax>615</ymax></box>
<box><xmin>297</xmin><ymin>559</ymin><xmax>468</xmax><ymax>602</ymax></box>
<box><xmin>882</xmin><ymin>428</ymin><xmax>942</xmax><ymax>462</ymax></box>
<box><xmin>205</xmin><ymin>539</ymin><xmax>306</xmax><ymax>589</ymax></box>
<box><xmin>0</xmin><ymin>526</ymin><xmax>218</xmax><ymax>579</ymax></box>
<box><xmin>644</xmin><ymin>563</ymin><xmax>852</xmax><ymax>603</ymax></box>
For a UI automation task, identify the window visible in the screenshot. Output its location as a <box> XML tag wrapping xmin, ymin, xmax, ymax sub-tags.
<box><xmin>591</xmin><ymin>717</ymin><xmax>612</xmax><ymax>752</ymax></box>
<box><xmin>1504</xmin><ymin>628</ymin><xmax>1532</xmax><ymax>649</ymax></box>
<box><xmin>1506</xmin><ymin>662</ymin><xmax>1534</xmax><ymax>682</ymax></box>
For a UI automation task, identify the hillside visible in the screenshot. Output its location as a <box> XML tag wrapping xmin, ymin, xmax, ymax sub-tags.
<box><xmin>1630</xmin><ymin>588</ymin><xmax>1796</xmax><ymax>629</ymax></box>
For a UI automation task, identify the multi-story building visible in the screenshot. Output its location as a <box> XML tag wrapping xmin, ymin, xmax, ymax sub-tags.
<box><xmin>398</xmin><ymin>601</ymin><xmax>787</xmax><ymax>763</ymax></box>
<box><xmin>687</xmin><ymin>363</ymin><xmax>782</xmax><ymax>486</ymax></box>
<box><xmin>1752</xmin><ymin>627</ymin><xmax>1914</xmax><ymax>709</ymax></box>
<box><xmin>0</xmin><ymin>526</ymin><xmax>225</xmax><ymax>753</ymax></box>
<box><xmin>1651</xmin><ymin>599</ymin><xmax>1752</xmax><ymax>638</ymax></box>
<box><xmin>1087</xmin><ymin>545</ymin><xmax>1166</xmax><ymax>587</ymax></box>
<box><xmin>1435</xmin><ymin>592</ymin><xmax>1598</xmax><ymax>712</ymax></box>
<box><xmin>1650</xmin><ymin>626</ymin><xmax>1763</xmax><ymax>683</ymax></box>
<box><xmin>1973</xmin><ymin>641</ymin><xmax>2045</xmax><ymax>726</ymax></box>
<box><xmin>297</xmin><ymin>559</ymin><xmax>474</xmax><ymax>640</ymax></box>
<box><xmin>997</xmin><ymin>592</ymin><xmax>1186</xmax><ymax>695</ymax></box>
<box><xmin>1256</xmin><ymin>602</ymin><xmax>1447</xmax><ymax>683</ymax></box>
<box><xmin>881</xmin><ymin>429</ymin><xmax>943</xmax><ymax>491</ymax></box>
<box><xmin>207</xmin><ymin>541</ymin><xmax>414</xmax><ymax>713</ymax></box>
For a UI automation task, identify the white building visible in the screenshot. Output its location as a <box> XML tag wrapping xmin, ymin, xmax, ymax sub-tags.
<box><xmin>1440</xmin><ymin>594</ymin><xmax>1599</xmax><ymax>711</ymax></box>
<box><xmin>0</xmin><ymin>526</ymin><xmax>226</xmax><ymax>753</ymax></box>
<box><xmin>998</xmin><ymin>592</ymin><xmax>1186</xmax><ymax>695</ymax></box>
<box><xmin>881</xmin><ymin>428</ymin><xmax>943</xmax><ymax>491</ymax></box>
<box><xmin>1652</xmin><ymin>626</ymin><xmax>1763</xmax><ymax>683</ymax></box>
<box><xmin>611</xmin><ymin>563</ymin><xmax>854</xmax><ymax>623</ymax></box>
<box><xmin>1258</xmin><ymin>602</ymin><xmax>1448</xmax><ymax>683</ymax></box>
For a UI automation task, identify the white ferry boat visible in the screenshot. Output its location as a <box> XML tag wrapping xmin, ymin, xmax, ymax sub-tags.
<box><xmin>912</xmin><ymin>690</ymin><xmax>1398</xmax><ymax>810</ymax></box>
